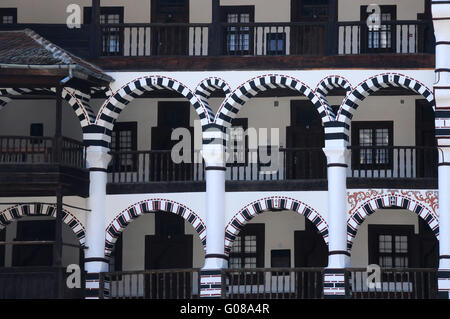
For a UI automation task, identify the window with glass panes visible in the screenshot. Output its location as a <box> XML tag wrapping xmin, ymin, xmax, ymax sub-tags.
<box><xmin>352</xmin><ymin>121</ymin><xmax>393</xmax><ymax>169</ymax></box>
<box><xmin>369</xmin><ymin>225</ymin><xmax>412</xmax><ymax>269</ymax></box>
<box><xmin>361</xmin><ymin>5</ymin><xmax>396</xmax><ymax>52</ymax></box>
<box><xmin>229</xmin><ymin>224</ymin><xmax>264</xmax><ymax>270</ymax></box>
<box><xmin>0</xmin><ymin>8</ymin><xmax>17</xmax><ymax>24</ymax></box>
<box><xmin>221</xmin><ymin>6</ymin><xmax>254</xmax><ymax>55</ymax></box>
<box><xmin>84</xmin><ymin>7</ymin><xmax>124</xmax><ymax>55</ymax></box>
<box><xmin>110</xmin><ymin>122</ymin><xmax>137</xmax><ymax>171</ymax></box>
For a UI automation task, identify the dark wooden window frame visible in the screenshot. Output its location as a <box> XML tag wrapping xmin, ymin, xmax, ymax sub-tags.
<box><xmin>266</xmin><ymin>32</ymin><xmax>287</xmax><ymax>55</ymax></box>
<box><xmin>0</xmin><ymin>8</ymin><xmax>17</xmax><ymax>24</ymax></box>
<box><xmin>368</xmin><ymin>224</ymin><xmax>414</xmax><ymax>268</ymax></box>
<box><xmin>220</xmin><ymin>5</ymin><xmax>255</xmax><ymax>56</ymax></box>
<box><xmin>227</xmin><ymin>118</ymin><xmax>249</xmax><ymax>167</ymax></box>
<box><xmin>229</xmin><ymin>223</ymin><xmax>265</xmax><ymax>284</ymax></box>
<box><xmin>360</xmin><ymin>5</ymin><xmax>397</xmax><ymax>54</ymax></box>
<box><xmin>110</xmin><ymin>121</ymin><xmax>138</xmax><ymax>171</ymax></box>
<box><xmin>351</xmin><ymin>121</ymin><xmax>394</xmax><ymax>170</ymax></box>
<box><xmin>84</xmin><ymin>6</ymin><xmax>125</xmax><ymax>55</ymax></box>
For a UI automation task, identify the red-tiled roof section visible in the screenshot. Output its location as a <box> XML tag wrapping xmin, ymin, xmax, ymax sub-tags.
<box><xmin>0</xmin><ymin>29</ymin><xmax>113</xmax><ymax>82</ymax></box>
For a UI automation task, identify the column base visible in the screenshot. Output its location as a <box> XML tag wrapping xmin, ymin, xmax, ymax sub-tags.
<box><xmin>200</xmin><ymin>269</ymin><xmax>224</xmax><ymax>298</ymax></box>
<box><xmin>323</xmin><ymin>268</ymin><xmax>347</xmax><ymax>299</ymax></box>
<box><xmin>438</xmin><ymin>269</ymin><xmax>450</xmax><ymax>299</ymax></box>
<box><xmin>84</xmin><ymin>258</ymin><xmax>109</xmax><ymax>299</ymax></box>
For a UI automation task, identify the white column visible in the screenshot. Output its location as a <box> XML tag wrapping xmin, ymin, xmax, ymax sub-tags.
<box><xmin>322</xmin><ymin>146</ymin><xmax>350</xmax><ymax>298</ymax></box>
<box><xmin>323</xmin><ymin>147</ymin><xmax>350</xmax><ymax>267</ymax></box>
<box><xmin>433</xmin><ymin>0</ymin><xmax>450</xmax><ymax>299</ymax></box>
<box><xmin>200</xmin><ymin>140</ymin><xmax>227</xmax><ymax>298</ymax></box>
<box><xmin>84</xmin><ymin>146</ymin><xmax>111</xmax><ymax>298</ymax></box>
<box><xmin>438</xmin><ymin>149</ymin><xmax>450</xmax><ymax>269</ymax></box>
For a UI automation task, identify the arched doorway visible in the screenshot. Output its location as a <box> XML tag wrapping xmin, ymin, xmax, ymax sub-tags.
<box><xmin>105</xmin><ymin>199</ymin><xmax>206</xmax><ymax>299</ymax></box>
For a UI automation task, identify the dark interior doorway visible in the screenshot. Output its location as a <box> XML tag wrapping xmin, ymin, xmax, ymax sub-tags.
<box><xmin>416</xmin><ymin>99</ymin><xmax>437</xmax><ymax>178</ymax></box>
<box><xmin>294</xmin><ymin>219</ymin><xmax>328</xmax><ymax>298</ymax></box>
<box><xmin>290</xmin><ymin>0</ymin><xmax>328</xmax><ymax>55</ymax></box>
<box><xmin>151</xmin><ymin>0</ymin><xmax>189</xmax><ymax>55</ymax></box>
<box><xmin>286</xmin><ymin>100</ymin><xmax>326</xmax><ymax>179</ymax></box>
<box><xmin>144</xmin><ymin>212</ymin><xmax>193</xmax><ymax>298</ymax></box>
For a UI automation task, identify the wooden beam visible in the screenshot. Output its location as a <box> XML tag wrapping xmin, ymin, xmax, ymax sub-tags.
<box><xmin>90</xmin><ymin>54</ymin><xmax>435</xmax><ymax>71</ymax></box>
<box><xmin>90</xmin><ymin>0</ymin><xmax>101</xmax><ymax>58</ymax></box>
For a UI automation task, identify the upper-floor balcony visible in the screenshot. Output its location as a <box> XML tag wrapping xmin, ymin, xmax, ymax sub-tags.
<box><xmin>0</xmin><ymin>0</ymin><xmax>435</xmax><ymax>70</ymax></box>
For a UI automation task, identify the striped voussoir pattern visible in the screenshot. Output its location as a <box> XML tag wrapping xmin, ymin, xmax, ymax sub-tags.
<box><xmin>0</xmin><ymin>87</ymin><xmax>95</xmax><ymax>129</ymax></box>
<box><xmin>224</xmin><ymin>196</ymin><xmax>328</xmax><ymax>255</ymax></box>
<box><xmin>94</xmin><ymin>76</ymin><xmax>213</xmax><ymax>148</ymax></box>
<box><xmin>336</xmin><ymin>73</ymin><xmax>435</xmax><ymax>142</ymax></box>
<box><xmin>0</xmin><ymin>203</ymin><xmax>86</xmax><ymax>246</ymax></box>
<box><xmin>105</xmin><ymin>198</ymin><xmax>206</xmax><ymax>257</ymax></box>
<box><xmin>347</xmin><ymin>194</ymin><xmax>439</xmax><ymax>251</ymax></box>
<box><xmin>315</xmin><ymin>75</ymin><xmax>353</xmax><ymax>119</ymax></box>
<box><xmin>214</xmin><ymin>74</ymin><xmax>332</xmax><ymax>127</ymax></box>
<box><xmin>195</xmin><ymin>77</ymin><xmax>231</xmax><ymax>122</ymax></box>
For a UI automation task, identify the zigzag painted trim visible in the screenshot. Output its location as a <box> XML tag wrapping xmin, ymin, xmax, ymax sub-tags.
<box><xmin>347</xmin><ymin>193</ymin><xmax>439</xmax><ymax>251</ymax></box>
<box><xmin>105</xmin><ymin>198</ymin><xmax>206</xmax><ymax>257</ymax></box>
<box><xmin>0</xmin><ymin>203</ymin><xmax>86</xmax><ymax>246</ymax></box>
<box><xmin>224</xmin><ymin>196</ymin><xmax>328</xmax><ymax>255</ymax></box>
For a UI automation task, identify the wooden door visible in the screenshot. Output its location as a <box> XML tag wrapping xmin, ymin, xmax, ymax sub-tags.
<box><xmin>144</xmin><ymin>213</ymin><xmax>193</xmax><ymax>298</ymax></box>
<box><xmin>151</xmin><ymin>0</ymin><xmax>189</xmax><ymax>55</ymax></box>
<box><xmin>290</xmin><ymin>0</ymin><xmax>328</xmax><ymax>55</ymax></box>
<box><xmin>416</xmin><ymin>99</ymin><xmax>437</xmax><ymax>178</ymax></box>
<box><xmin>151</xmin><ymin>102</ymin><xmax>193</xmax><ymax>181</ymax></box>
<box><xmin>286</xmin><ymin>100</ymin><xmax>326</xmax><ymax>179</ymax></box>
<box><xmin>294</xmin><ymin>219</ymin><xmax>328</xmax><ymax>298</ymax></box>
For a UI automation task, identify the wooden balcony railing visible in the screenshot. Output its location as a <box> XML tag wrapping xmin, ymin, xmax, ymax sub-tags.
<box><xmin>107</xmin><ymin>146</ymin><xmax>438</xmax><ymax>185</ymax></box>
<box><xmin>98</xmin><ymin>267</ymin><xmax>438</xmax><ymax>299</ymax></box>
<box><xmin>108</xmin><ymin>150</ymin><xmax>205</xmax><ymax>183</ymax></box>
<box><xmin>349</xmin><ymin>145</ymin><xmax>438</xmax><ymax>179</ymax></box>
<box><xmin>221</xmin><ymin>268</ymin><xmax>324</xmax><ymax>299</ymax></box>
<box><xmin>226</xmin><ymin>147</ymin><xmax>327</xmax><ymax>181</ymax></box>
<box><xmin>0</xmin><ymin>136</ymin><xmax>86</xmax><ymax>169</ymax></box>
<box><xmin>99</xmin><ymin>269</ymin><xmax>201</xmax><ymax>299</ymax></box>
<box><xmin>338</xmin><ymin>20</ymin><xmax>434</xmax><ymax>54</ymax></box>
<box><xmin>345</xmin><ymin>268</ymin><xmax>438</xmax><ymax>299</ymax></box>
<box><xmin>0</xmin><ymin>19</ymin><xmax>434</xmax><ymax>59</ymax></box>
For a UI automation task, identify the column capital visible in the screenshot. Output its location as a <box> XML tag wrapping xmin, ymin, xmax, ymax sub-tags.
<box><xmin>202</xmin><ymin>145</ymin><xmax>226</xmax><ymax>168</ymax></box>
<box><xmin>322</xmin><ymin>147</ymin><xmax>350</xmax><ymax>166</ymax></box>
<box><xmin>86</xmin><ymin>146</ymin><xmax>111</xmax><ymax>170</ymax></box>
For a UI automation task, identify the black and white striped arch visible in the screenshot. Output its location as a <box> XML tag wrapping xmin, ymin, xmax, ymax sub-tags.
<box><xmin>195</xmin><ymin>77</ymin><xmax>232</xmax><ymax>122</ymax></box>
<box><xmin>91</xmin><ymin>76</ymin><xmax>213</xmax><ymax>148</ymax></box>
<box><xmin>0</xmin><ymin>203</ymin><xmax>86</xmax><ymax>246</ymax></box>
<box><xmin>347</xmin><ymin>193</ymin><xmax>439</xmax><ymax>251</ymax></box>
<box><xmin>224</xmin><ymin>196</ymin><xmax>329</xmax><ymax>255</ymax></box>
<box><xmin>105</xmin><ymin>198</ymin><xmax>206</xmax><ymax>257</ymax></box>
<box><xmin>335</xmin><ymin>73</ymin><xmax>435</xmax><ymax>143</ymax></box>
